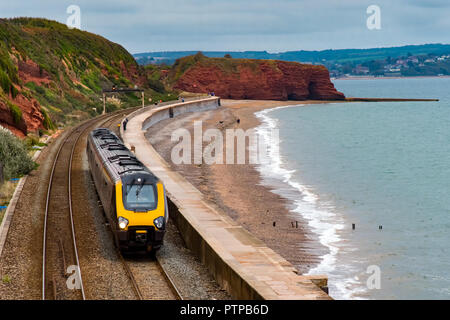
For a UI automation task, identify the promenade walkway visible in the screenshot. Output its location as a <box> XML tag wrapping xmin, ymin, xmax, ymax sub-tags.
<box><xmin>122</xmin><ymin>98</ymin><xmax>330</xmax><ymax>299</ymax></box>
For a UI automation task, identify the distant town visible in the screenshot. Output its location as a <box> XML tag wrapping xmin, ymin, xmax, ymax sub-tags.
<box><xmin>327</xmin><ymin>53</ymin><xmax>450</xmax><ymax>78</ymax></box>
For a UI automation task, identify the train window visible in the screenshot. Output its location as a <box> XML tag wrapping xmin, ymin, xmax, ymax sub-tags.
<box><xmin>123</xmin><ymin>184</ymin><xmax>157</xmax><ymax>212</ymax></box>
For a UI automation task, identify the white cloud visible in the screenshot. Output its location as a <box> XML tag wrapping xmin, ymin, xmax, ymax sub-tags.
<box><xmin>0</xmin><ymin>0</ymin><xmax>448</xmax><ymax>53</ymax></box>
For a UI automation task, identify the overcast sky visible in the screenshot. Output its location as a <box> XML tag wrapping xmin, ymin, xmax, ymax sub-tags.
<box><xmin>1</xmin><ymin>0</ymin><xmax>449</xmax><ymax>54</ymax></box>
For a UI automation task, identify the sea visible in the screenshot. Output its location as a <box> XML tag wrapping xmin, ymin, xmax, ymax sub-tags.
<box><xmin>254</xmin><ymin>77</ymin><xmax>450</xmax><ymax>299</ymax></box>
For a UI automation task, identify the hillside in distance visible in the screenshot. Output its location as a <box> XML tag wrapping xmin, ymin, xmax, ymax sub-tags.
<box><xmin>169</xmin><ymin>53</ymin><xmax>344</xmax><ymax>100</ymax></box>
<box><xmin>135</xmin><ymin>44</ymin><xmax>450</xmax><ymax>65</ymax></box>
<box><xmin>0</xmin><ymin>17</ymin><xmax>346</xmax><ymax>137</ymax></box>
<box><xmin>0</xmin><ymin>18</ymin><xmax>171</xmax><ymax>137</ymax></box>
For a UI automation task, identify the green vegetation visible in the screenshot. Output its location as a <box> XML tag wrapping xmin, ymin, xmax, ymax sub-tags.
<box><xmin>327</xmin><ymin>52</ymin><xmax>450</xmax><ymax>77</ymax></box>
<box><xmin>168</xmin><ymin>52</ymin><xmax>281</xmax><ymax>86</ymax></box>
<box><xmin>148</xmin><ymin>79</ymin><xmax>165</xmax><ymax>93</ymax></box>
<box><xmin>135</xmin><ymin>44</ymin><xmax>450</xmax><ymax>66</ymax></box>
<box><xmin>170</xmin><ymin>52</ymin><xmax>206</xmax><ymax>83</ymax></box>
<box><xmin>1</xmin><ymin>18</ymin><xmax>135</xmax><ymax>79</ymax></box>
<box><xmin>40</xmin><ymin>108</ymin><xmax>54</xmax><ymax>130</ymax></box>
<box><xmin>7</xmin><ymin>102</ymin><xmax>22</xmax><ymax>125</ymax></box>
<box><xmin>169</xmin><ymin>52</ymin><xmax>264</xmax><ymax>85</ymax></box>
<box><xmin>137</xmin><ymin>45</ymin><xmax>450</xmax><ymax>78</ymax></box>
<box><xmin>0</xmin><ymin>129</ymin><xmax>35</xmax><ymax>180</ymax></box>
<box><xmin>0</xmin><ymin>41</ymin><xmax>19</xmax><ymax>94</ymax></box>
<box><xmin>143</xmin><ymin>64</ymin><xmax>181</xmax><ymax>101</ymax></box>
<box><xmin>0</xmin><ymin>17</ymin><xmax>178</xmax><ymax>134</ymax></box>
<box><xmin>0</xmin><ymin>179</ymin><xmax>16</xmax><ymax>212</ymax></box>
<box><xmin>23</xmin><ymin>134</ymin><xmax>41</xmax><ymax>149</ymax></box>
<box><xmin>0</xmin><ymin>69</ymin><xmax>11</xmax><ymax>94</ymax></box>
<box><xmin>1</xmin><ymin>275</ymin><xmax>11</xmax><ymax>284</ymax></box>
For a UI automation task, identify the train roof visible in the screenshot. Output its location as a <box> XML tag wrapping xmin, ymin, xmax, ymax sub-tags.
<box><xmin>88</xmin><ymin>128</ymin><xmax>159</xmax><ymax>184</ymax></box>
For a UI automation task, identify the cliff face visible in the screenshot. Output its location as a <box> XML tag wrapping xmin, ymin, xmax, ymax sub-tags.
<box><xmin>0</xmin><ymin>18</ymin><xmax>147</xmax><ymax>137</ymax></box>
<box><xmin>0</xmin><ymin>101</ymin><xmax>27</xmax><ymax>137</ymax></box>
<box><xmin>171</xmin><ymin>54</ymin><xmax>345</xmax><ymax>100</ymax></box>
<box><xmin>1</xmin><ymin>94</ymin><xmax>44</xmax><ymax>138</ymax></box>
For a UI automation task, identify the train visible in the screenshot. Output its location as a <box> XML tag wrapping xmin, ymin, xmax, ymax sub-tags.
<box><xmin>87</xmin><ymin>128</ymin><xmax>168</xmax><ymax>252</ymax></box>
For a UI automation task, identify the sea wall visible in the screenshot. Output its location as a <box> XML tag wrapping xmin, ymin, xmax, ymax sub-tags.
<box><xmin>121</xmin><ymin>97</ymin><xmax>330</xmax><ymax>300</ymax></box>
<box><xmin>142</xmin><ymin>97</ymin><xmax>220</xmax><ymax>131</ymax></box>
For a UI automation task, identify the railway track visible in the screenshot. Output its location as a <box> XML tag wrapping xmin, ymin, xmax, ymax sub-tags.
<box><xmin>41</xmin><ymin>112</ymin><xmax>127</xmax><ymax>300</ymax></box>
<box><xmin>117</xmin><ymin>251</ymin><xmax>183</xmax><ymax>300</ymax></box>
<box><xmin>104</xmin><ymin>114</ymin><xmax>183</xmax><ymax>301</ymax></box>
<box><xmin>41</xmin><ymin>109</ymin><xmax>183</xmax><ymax>300</ymax></box>
<box><xmin>156</xmin><ymin>255</ymin><xmax>183</xmax><ymax>300</ymax></box>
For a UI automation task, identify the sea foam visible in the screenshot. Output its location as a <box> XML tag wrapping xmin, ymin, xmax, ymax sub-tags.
<box><xmin>254</xmin><ymin>105</ymin><xmax>354</xmax><ymax>299</ymax></box>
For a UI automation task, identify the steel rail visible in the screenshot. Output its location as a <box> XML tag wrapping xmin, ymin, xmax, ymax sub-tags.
<box><xmin>42</xmin><ymin>127</ymin><xmax>74</xmax><ymax>300</ymax></box>
<box><xmin>42</xmin><ymin>112</ymin><xmax>124</xmax><ymax>300</ymax></box>
<box><xmin>117</xmin><ymin>252</ymin><xmax>144</xmax><ymax>300</ymax></box>
<box><xmin>156</xmin><ymin>256</ymin><xmax>183</xmax><ymax>300</ymax></box>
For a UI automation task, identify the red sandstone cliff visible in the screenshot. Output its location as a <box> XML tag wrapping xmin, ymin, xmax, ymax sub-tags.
<box><xmin>0</xmin><ymin>18</ymin><xmax>146</xmax><ymax>138</ymax></box>
<box><xmin>0</xmin><ymin>100</ymin><xmax>28</xmax><ymax>137</ymax></box>
<box><xmin>0</xmin><ymin>58</ymin><xmax>57</xmax><ymax>137</ymax></box>
<box><xmin>172</xmin><ymin>54</ymin><xmax>345</xmax><ymax>100</ymax></box>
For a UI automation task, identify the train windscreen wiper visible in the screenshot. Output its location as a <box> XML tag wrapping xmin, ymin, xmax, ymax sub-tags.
<box><xmin>118</xmin><ymin>168</ymin><xmax>144</xmax><ymax>175</ymax></box>
<box><xmin>135</xmin><ymin>179</ymin><xmax>145</xmax><ymax>199</ymax></box>
<box><xmin>126</xmin><ymin>178</ymin><xmax>134</xmax><ymax>196</ymax></box>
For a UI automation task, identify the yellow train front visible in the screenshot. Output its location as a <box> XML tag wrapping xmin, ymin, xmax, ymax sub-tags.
<box><xmin>87</xmin><ymin>128</ymin><xmax>168</xmax><ymax>253</ymax></box>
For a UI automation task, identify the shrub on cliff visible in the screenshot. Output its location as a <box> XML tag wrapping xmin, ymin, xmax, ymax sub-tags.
<box><xmin>7</xmin><ymin>102</ymin><xmax>23</xmax><ymax>125</ymax></box>
<box><xmin>148</xmin><ymin>79</ymin><xmax>165</xmax><ymax>93</ymax></box>
<box><xmin>41</xmin><ymin>108</ymin><xmax>55</xmax><ymax>130</ymax></box>
<box><xmin>0</xmin><ymin>128</ymin><xmax>35</xmax><ymax>180</ymax></box>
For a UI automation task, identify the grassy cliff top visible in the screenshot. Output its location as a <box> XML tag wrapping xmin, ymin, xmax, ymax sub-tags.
<box><xmin>0</xmin><ymin>17</ymin><xmax>137</xmax><ymax>90</ymax></box>
<box><xmin>0</xmin><ymin>18</ymin><xmax>173</xmax><ymax>133</ymax></box>
<box><xmin>168</xmin><ymin>52</ymin><xmax>324</xmax><ymax>84</ymax></box>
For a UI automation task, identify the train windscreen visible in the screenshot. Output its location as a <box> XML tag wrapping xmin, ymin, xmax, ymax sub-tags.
<box><xmin>123</xmin><ymin>183</ymin><xmax>157</xmax><ymax>211</ymax></box>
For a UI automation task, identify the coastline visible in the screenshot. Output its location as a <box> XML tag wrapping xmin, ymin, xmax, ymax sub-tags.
<box><xmin>334</xmin><ymin>75</ymin><xmax>450</xmax><ymax>80</ymax></box>
<box><xmin>145</xmin><ymin>99</ymin><xmax>336</xmax><ymax>275</ymax></box>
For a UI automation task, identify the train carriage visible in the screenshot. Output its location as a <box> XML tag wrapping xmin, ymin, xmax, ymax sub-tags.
<box><xmin>87</xmin><ymin>128</ymin><xmax>168</xmax><ymax>252</ymax></box>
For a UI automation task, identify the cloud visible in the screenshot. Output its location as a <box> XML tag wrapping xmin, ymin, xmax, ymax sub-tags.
<box><xmin>405</xmin><ymin>0</ymin><xmax>450</xmax><ymax>8</ymax></box>
<box><xmin>0</xmin><ymin>0</ymin><xmax>448</xmax><ymax>53</ymax></box>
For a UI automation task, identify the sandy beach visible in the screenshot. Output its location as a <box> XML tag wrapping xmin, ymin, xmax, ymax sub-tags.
<box><xmin>145</xmin><ymin>99</ymin><xmax>335</xmax><ymax>274</ymax></box>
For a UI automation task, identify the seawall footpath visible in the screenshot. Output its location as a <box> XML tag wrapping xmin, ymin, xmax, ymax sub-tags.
<box><xmin>121</xmin><ymin>97</ymin><xmax>330</xmax><ymax>300</ymax></box>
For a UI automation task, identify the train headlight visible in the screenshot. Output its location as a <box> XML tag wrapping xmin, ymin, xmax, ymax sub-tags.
<box><xmin>118</xmin><ymin>217</ymin><xmax>129</xmax><ymax>229</ymax></box>
<box><xmin>153</xmin><ymin>216</ymin><xmax>165</xmax><ymax>230</ymax></box>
